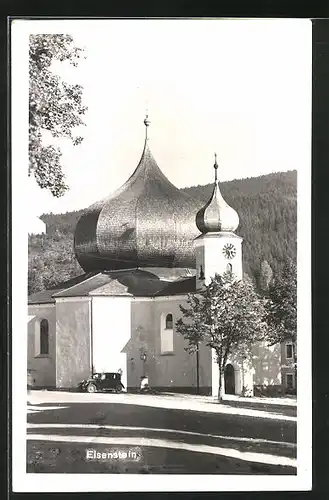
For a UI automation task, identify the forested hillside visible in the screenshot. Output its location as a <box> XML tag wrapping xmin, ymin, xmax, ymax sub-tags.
<box><xmin>181</xmin><ymin>170</ymin><xmax>297</xmax><ymax>280</ymax></box>
<box><xmin>28</xmin><ymin>170</ymin><xmax>297</xmax><ymax>294</ymax></box>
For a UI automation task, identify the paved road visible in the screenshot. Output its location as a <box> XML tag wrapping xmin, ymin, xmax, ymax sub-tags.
<box><xmin>27</xmin><ymin>392</ymin><xmax>297</xmax><ymax>474</ymax></box>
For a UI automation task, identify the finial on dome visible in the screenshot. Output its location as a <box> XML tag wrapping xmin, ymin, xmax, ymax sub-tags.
<box><xmin>214</xmin><ymin>153</ymin><xmax>218</xmax><ymax>181</ymax></box>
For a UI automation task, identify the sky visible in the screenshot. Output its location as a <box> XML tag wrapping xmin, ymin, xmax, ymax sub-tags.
<box><xmin>13</xmin><ymin>19</ymin><xmax>312</xmax><ymax>216</ymax></box>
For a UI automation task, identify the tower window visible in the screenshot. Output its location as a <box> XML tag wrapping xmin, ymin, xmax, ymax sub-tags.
<box><xmin>199</xmin><ymin>265</ymin><xmax>205</xmax><ymax>280</ymax></box>
<box><xmin>165</xmin><ymin>314</ymin><xmax>173</xmax><ymax>330</ymax></box>
<box><xmin>40</xmin><ymin>319</ymin><xmax>49</xmax><ymax>355</ymax></box>
<box><xmin>226</xmin><ymin>263</ymin><xmax>232</xmax><ymax>273</ymax></box>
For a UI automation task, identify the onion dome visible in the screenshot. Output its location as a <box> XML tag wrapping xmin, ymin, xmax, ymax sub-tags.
<box><xmin>196</xmin><ymin>154</ymin><xmax>239</xmax><ymax>233</ymax></box>
<box><xmin>74</xmin><ymin>116</ymin><xmax>202</xmax><ymax>272</ymax></box>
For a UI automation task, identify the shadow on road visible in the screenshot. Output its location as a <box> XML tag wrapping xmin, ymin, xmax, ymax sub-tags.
<box><xmin>217</xmin><ymin>399</ymin><xmax>297</xmax><ymax>418</ymax></box>
<box><xmin>27</xmin><ymin>440</ymin><xmax>296</xmax><ymax>475</ymax></box>
<box><xmin>27</xmin><ymin>401</ymin><xmax>296</xmax><ymax>455</ymax></box>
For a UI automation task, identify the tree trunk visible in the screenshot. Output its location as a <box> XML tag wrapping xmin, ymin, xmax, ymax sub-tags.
<box><xmin>217</xmin><ymin>368</ymin><xmax>224</xmax><ymax>402</ymax></box>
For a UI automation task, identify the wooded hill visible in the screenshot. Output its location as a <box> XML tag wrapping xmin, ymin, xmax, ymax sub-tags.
<box><xmin>28</xmin><ymin>170</ymin><xmax>297</xmax><ymax>294</ymax></box>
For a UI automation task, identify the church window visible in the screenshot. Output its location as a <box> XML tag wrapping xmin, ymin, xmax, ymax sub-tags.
<box><xmin>161</xmin><ymin>313</ymin><xmax>174</xmax><ymax>354</ymax></box>
<box><xmin>40</xmin><ymin>319</ymin><xmax>49</xmax><ymax>355</ymax></box>
<box><xmin>286</xmin><ymin>373</ymin><xmax>294</xmax><ymax>389</ymax></box>
<box><xmin>286</xmin><ymin>343</ymin><xmax>293</xmax><ymax>359</ymax></box>
<box><xmin>165</xmin><ymin>313</ymin><xmax>173</xmax><ymax>330</ymax></box>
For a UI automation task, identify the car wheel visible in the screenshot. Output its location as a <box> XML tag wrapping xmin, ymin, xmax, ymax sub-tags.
<box><xmin>86</xmin><ymin>383</ymin><xmax>97</xmax><ymax>393</ymax></box>
<box><xmin>115</xmin><ymin>384</ymin><xmax>123</xmax><ymax>393</ymax></box>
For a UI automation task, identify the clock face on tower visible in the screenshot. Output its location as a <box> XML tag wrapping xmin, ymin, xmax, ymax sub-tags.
<box><xmin>222</xmin><ymin>243</ymin><xmax>236</xmax><ymax>259</ymax></box>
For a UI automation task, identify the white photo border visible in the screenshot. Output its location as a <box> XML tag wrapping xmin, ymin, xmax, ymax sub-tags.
<box><xmin>11</xmin><ymin>18</ymin><xmax>312</xmax><ymax>492</ymax></box>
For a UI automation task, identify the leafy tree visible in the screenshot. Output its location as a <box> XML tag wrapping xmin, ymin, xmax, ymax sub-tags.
<box><xmin>28</xmin><ymin>233</ymin><xmax>83</xmax><ymax>294</ymax></box>
<box><xmin>264</xmin><ymin>259</ymin><xmax>297</xmax><ymax>345</ymax></box>
<box><xmin>176</xmin><ymin>272</ymin><xmax>268</xmax><ymax>401</ymax></box>
<box><xmin>29</xmin><ymin>34</ymin><xmax>87</xmax><ymax>197</ymax></box>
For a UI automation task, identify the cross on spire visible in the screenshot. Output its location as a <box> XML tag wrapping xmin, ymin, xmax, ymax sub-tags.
<box><xmin>214</xmin><ymin>153</ymin><xmax>218</xmax><ymax>181</ymax></box>
<box><xmin>144</xmin><ymin>113</ymin><xmax>150</xmax><ymax>140</ymax></box>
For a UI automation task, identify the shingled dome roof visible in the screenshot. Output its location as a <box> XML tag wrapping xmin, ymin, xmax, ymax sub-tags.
<box><xmin>74</xmin><ymin>117</ymin><xmax>203</xmax><ymax>272</ymax></box>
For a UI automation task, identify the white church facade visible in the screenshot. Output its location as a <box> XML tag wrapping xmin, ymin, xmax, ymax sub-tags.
<box><xmin>27</xmin><ymin>117</ymin><xmax>290</xmax><ymax>397</ymax></box>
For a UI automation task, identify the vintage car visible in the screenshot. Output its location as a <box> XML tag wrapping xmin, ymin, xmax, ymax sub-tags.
<box><xmin>77</xmin><ymin>372</ymin><xmax>125</xmax><ymax>393</ymax></box>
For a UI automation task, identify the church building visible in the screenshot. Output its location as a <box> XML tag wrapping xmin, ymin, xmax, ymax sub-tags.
<box><xmin>27</xmin><ymin>116</ymin><xmax>286</xmax><ymax>396</ymax></box>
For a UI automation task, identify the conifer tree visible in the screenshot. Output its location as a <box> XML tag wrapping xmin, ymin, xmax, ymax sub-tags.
<box><xmin>259</xmin><ymin>260</ymin><xmax>274</xmax><ymax>293</ymax></box>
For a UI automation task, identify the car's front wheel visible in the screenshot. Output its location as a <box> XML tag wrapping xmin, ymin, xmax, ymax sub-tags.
<box><xmin>86</xmin><ymin>383</ymin><xmax>97</xmax><ymax>393</ymax></box>
<box><xmin>115</xmin><ymin>384</ymin><xmax>123</xmax><ymax>393</ymax></box>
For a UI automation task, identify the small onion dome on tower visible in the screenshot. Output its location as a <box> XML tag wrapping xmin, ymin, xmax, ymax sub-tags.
<box><xmin>196</xmin><ymin>154</ymin><xmax>239</xmax><ymax>233</ymax></box>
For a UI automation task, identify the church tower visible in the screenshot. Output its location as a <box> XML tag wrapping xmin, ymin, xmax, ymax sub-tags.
<box><xmin>195</xmin><ymin>154</ymin><xmax>243</xmax><ymax>289</ymax></box>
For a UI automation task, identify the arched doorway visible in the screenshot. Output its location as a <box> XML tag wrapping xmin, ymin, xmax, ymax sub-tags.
<box><xmin>224</xmin><ymin>364</ymin><xmax>235</xmax><ymax>395</ymax></box>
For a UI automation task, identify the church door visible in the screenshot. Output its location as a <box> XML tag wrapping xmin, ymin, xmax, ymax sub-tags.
<box><xmin>224</xmin><ymin>364</ymin><xmax>235</xmax><ymax>395</ymax></box>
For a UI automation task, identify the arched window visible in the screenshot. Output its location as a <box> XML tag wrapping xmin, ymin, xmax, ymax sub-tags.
<box><xmin>40</xmin><ymin>319</ymin><xmax>49</xmax><ymax>355</ymax></box>
<box><xmin>165</xmin><ymin>313</ymin><xmax>173</xmax><ymax>330</ymax></box>
<box><xmin>161</xmin><ymin>313</ymin><xmax>174</xmax><ymax>354</ymax></box>
<box><xmin>226</xmin><ymin>263</ymin><xmax>232</xmax><ymax>273</ymax></box>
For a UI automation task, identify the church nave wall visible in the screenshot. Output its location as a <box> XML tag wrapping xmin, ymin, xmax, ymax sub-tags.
<box><xmin>27</xmin><ymin>304</ymin><xmax>56</xmax><ymax>388</ymax></box>
<box><xmin>55</xmin><ymin>297</ymin><xmax>91</xmax><ymax>388</ymax></box>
